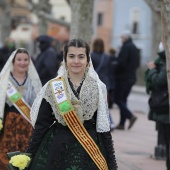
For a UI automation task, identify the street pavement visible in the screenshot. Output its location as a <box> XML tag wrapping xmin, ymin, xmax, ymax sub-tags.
<box><xmin>110</xmin><ymin>86</ymin><xmax>166</xmax><ymax>170</ymax></box>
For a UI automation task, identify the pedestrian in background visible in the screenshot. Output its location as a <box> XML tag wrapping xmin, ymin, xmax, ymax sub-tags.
<box><xmin>108</xmin><ymin>48</ymin><xmax>118</xmax><ymax>109</ymax></box>
<box><xmin>25</xmin><ymin>38</ymin><xmax>117</xmax><ymax>170</ymax></box>
<box><xmin>0</xmin><ymin>48</ymin><xmax>42</xmax><ymax>170</ymax></box>
<box><xmin>114</xmin><ymin>30</ymin><xmax>139</xmax><ymax>130</ymax></box>
<box><xmin>91</xmin><ymin>38</ymin><xmax>115</xmax><ymax>130</ymax></box>
<box><xmin>34</xmin><ymin>35</ymin><xmax>59</xmax><ymax>85</ymax></box>
<box><xmin>0</xmin><ymin>38</ymin><xmax>16</xmax><ymax>72</ymax></box>
<box><xmin>145</xmin><ymin>42</ymin><xmax>170</xmax><ymax>170</ymax></box>
<box><xmin>57</xmin><ymin>40</ymin><xmax>69</xmax><ymax>71</ymax></box>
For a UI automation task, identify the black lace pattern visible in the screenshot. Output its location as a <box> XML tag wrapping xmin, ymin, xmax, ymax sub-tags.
<box><xmin>26</xmin><ymin>89</ymin><xmax>118</xmax><ymax>170</ymax></box>
<box><xmin>27</xmin><ymin>122</ymin><xmax>108</xmax><ymax>170</ymax></box>
<box><xmin>101</xmin><ymin>132</ymin><xmax>118</xmax><ymax>170</ymax></box>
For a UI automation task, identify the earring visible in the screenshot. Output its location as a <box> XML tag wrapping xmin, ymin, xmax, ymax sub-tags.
<box><xmin>86</xmin><ymin>62</ymin><xmax>90</xmax><ymax>68</ymax></box>
<box><xmin>65</xmin><ymin>63</ymin><xmax>68</xmax><ymax>71</ymax></box>
<box><xmin>85</xmin><ymin>64</ymin><xmax>89</xmax><ymax>76</ymax></box>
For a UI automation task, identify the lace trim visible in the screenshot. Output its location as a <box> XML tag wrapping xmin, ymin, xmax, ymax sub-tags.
<box><xmin>31</xmin><ymin>83</ymin><xmax>48</xmax><ymax>127</ymax></box>
<box><xmin>96</xmin><ymin>82</ymin><xmax>110</xmax><ymax>132</ymax></box>
<box><xmin>101</xmin><ymin>132</ymin><xmax>118</xmax><ymax>170</ymax></box>
<box><xmin>44</xmin><ymin>74</ymin><xmax>99</xmax><ymax>126</ymax></box>
<box><xmin>31</xmin><ymin>59</ymin><xmax>110</xmax><ymax>132</ymax></box>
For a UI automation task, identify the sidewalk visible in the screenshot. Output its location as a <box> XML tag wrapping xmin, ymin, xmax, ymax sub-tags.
<box><xmin>128</xmin><ymin>85</ymin><xmax>150</xmax><ymax>114</ymax></box>
<box><xmin>111</xmin><ymin>108</ymin><xmax>166</xmax><ymax>170</ymax></box>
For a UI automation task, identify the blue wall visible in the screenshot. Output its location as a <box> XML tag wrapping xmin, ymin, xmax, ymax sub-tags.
<box><xmin>112</xmin><ymin>0</ymin><xmax>152</xmax><ymax>65</ymax></box>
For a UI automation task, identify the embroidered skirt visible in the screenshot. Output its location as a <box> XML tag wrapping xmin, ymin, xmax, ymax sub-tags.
<box><xmin>0</xmin><ymin>112</ymin><xmax>32</xmax><ymax>170</ymax></box>
<box><xmin>28</xmin><ymin>122</ymin><xmax>107</xmax><ymax>170</ymax></box>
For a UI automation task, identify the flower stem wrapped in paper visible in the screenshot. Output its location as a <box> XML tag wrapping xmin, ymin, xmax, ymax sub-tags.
<box><xmin>7</xmin><ymin>151</ymin><xmax>32</xmax><ymax>170</ymax></box>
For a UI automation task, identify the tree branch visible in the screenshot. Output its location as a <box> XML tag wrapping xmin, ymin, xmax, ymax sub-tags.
<box><xmin>38</xmin><ymin>11</ymin><xmax>70</xmax><ymax>27</ymax></box>
<box><xmin>144</xmin><ymin>0</ymin><xmax>160</xmax><ymax>12</ymax></box>
<box><xmin>66</xmin><ymin>0</ymin><xmax>70</xmax><ymax>6</ymax></box>
<box><xmin>27</xmin><ymin>0</ymin><xmax>70</xmax><ymax>27</ymax></box>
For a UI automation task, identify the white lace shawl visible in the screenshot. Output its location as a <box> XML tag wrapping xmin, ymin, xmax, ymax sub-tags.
<box><xmin>31</xmin><ymin>59</ymin><xmax>110</xmax><ymax>132</ymax></box>
<box><xmin>0</xmin><ymin>48</ymin><xmax>42</xmax><ymax>120</ymax></box>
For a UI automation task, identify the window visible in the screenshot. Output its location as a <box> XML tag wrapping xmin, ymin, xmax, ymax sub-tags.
<box><xmin>97</xmin><ymin>13</ymin><xmax>103</xmax><ymax>26</ymax></box>
<box><xmin>131</xmin><ymin>9</ymin><xmax>140</xmax><ymax>34</ymax></box>
<box><xmin>60</xmin><ymin>16</ymin><xmax>65</xmax><ymax>21</ymax></box>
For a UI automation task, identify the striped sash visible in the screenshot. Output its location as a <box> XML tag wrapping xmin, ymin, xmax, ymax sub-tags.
<box><xmin>50</xmin><ymin>77</ymin><xmax>108</xmax><ymax>170</ymax></box>
<box><xmin>6</xmin><ymin>80</ymin><xmax>31</xmax><ymax>124</ymax></box>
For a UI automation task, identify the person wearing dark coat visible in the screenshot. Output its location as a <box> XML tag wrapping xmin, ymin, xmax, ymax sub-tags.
<box><xmin>25</xmin><ymin>39</ymin><xmax>118</xmax><ymax>170</ymax></box>
<box><xmin>145</xmin><ymin>42</ymin><xmax>170</xmax><ymax>170</ymax></box>
<box><xmin>0</xmin><ymin>38</ymin><xmax>16</xmax><ymax>72</ymax></box>
<box><xmin>91</xmin><ymin>38</ymin><xmax>115</xmax><ymax>130</ymax></box>
<box><xmin>34</xmin><ymin>35</ymin><xmax>58</xmax><ymax>85</ymax></box>
<box><xmin>91</xmin><ymin>52</ymin><xmax>111</xmax><ymax>89</ymax></box>
<box><xmin>114</xmin><ymin>30</ymin><xmax>139</xmax><ymax>130</ymax></box>
<box><xmin>108</xmin><ymin>48</ymin><xmax>118</xmax><ymax>108</ymax></box>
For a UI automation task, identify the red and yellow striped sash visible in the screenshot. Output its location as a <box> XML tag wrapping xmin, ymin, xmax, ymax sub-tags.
<box><xmin>6</xmin><ymin>80</ymin><xmax>31</xmax><ymax>124</ymax></box>
<box><xmin>50</xmin><ymin>77</ymin><xmax>108</xmax><ymax>170</ymax></box>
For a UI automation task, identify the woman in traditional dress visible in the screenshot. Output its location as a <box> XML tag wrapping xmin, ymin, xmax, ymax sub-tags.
<box><xmin>0</xmin><ymin>48</ymin><xmax>42</xmax><ymax>170</ymax></box>
<box><xmin>26</xmin><ymin>39</ymin><xmax>118</xmax><ymax>170</ymax></box>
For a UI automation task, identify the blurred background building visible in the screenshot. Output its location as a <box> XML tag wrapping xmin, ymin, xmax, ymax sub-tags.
<box><xmin>0</xmin><ymin>0</ymin><xmax>159</xmax><ymax>85</ymax></box>
<box><xmin>0</xmin><ymin>0</ymin><xmax>32</xmax><ymax>50</ymax></box>
<box><xmin>111</xmin><ymin>0</ymin><xmax>152</xmax><ymax>68</ymax></box>
<box><xmin>92</xmin><ymin>0</ymin><xmax>114</xmax><ymax>53</ymax></box>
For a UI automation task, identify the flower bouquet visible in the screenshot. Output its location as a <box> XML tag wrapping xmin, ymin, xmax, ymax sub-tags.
<box><xmin>7</xmin><ymin>151</ymin><xmax>32</xmax><ymax>170</ymax></box>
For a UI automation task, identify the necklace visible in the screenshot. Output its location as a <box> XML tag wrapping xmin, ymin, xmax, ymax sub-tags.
<box><xmin>10</xmin><ymin>72</ymin><xmax>28</xmax><ymax>95</ymax></box>
<box><xmin>73</xmin><ymin>84</ymin><xmax>79</xmax><ymax>90</ymax></box>
<box><xmin>68</xmin><ymin>74</ymin><xmax>85</xmax><ymax>90</ymax></box>
<box><xmin>72</xmin><ymin>77</ymin><xmax>85</xmax><ymax>91</ymax></box>
<box><xmin>68</xmin><ymin>77</ymin><xmax>85</xmax><ymax>99</ymax></box>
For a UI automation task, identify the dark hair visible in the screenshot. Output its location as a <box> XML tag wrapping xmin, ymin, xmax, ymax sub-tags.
<box><xmin>63</xmin><ymin>39</ymin><xmax>90</xmax><ymax>63</ymax></box>
<box><xmin>12</xmin><ymin>48</ymin><xmax>29</xmax><ymax>63</ymax></box>
<box><xmin>109</xmin><ymin>48</ymin><xmax>116</xmax><ymax>56</ymax></box>
<box><xmin>92</xmin><ymin>38</ymin><xmax>104</xmax><ymax>53</ymax></box>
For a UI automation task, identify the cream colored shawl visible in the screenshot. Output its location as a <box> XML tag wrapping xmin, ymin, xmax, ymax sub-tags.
<box><xmin>31</xmin><ymin>58</ymin><xmax>110</xmax><ymax>132</ymax></box>
<box><xmin>0</xmin><ymin>48</ymin><xmax>42</xmax><ymax>120</ymax></box>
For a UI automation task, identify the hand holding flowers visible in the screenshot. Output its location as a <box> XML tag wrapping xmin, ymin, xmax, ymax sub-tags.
<box><xmin>9</xmin><ymin>154</ymin><xmax>31</xmax><ymax>170</ymax></box>
<box><xmin>7</xmin><ymin>152</ymin><xmax>32</xmax><ymax>170</ymax></box>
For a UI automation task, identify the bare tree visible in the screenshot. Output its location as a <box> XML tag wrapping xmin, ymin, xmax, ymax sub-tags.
<box><xmin>159</xmin><ymin>0</ymin><xmax>170</xmax><ymax>108</ymax></box>
<box><xmin>29</xmin><ymin>0</ymin><xmax>94</xmax><ymax>42</ymax></box>
<box><xmin>0</xmin><ymin>0</ymin><xmax>12</xmax><ymax>43</ymax></box>
<box><xmin>28</xmin><ymin>0</ymin><xmax>70</xmax><ymax>35</ymax></box>
<box><xmin>28</xmin><ymin>0</ymin><xmax>52</xmax><ymax>35</ymax></box>
<box><xmin>144</xmin><ymin>0</ymin><xmax>162</xmax><ymax>59</ymax></box>
<box><xmin>0</xmin><ymin>0</ymin><xmax>93</xmax><ymax>44</ymax></box>
<box><xmin>70</xmin><ymin>0</ymin><xmax>94</xmax><ymax>44</ymax></box>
